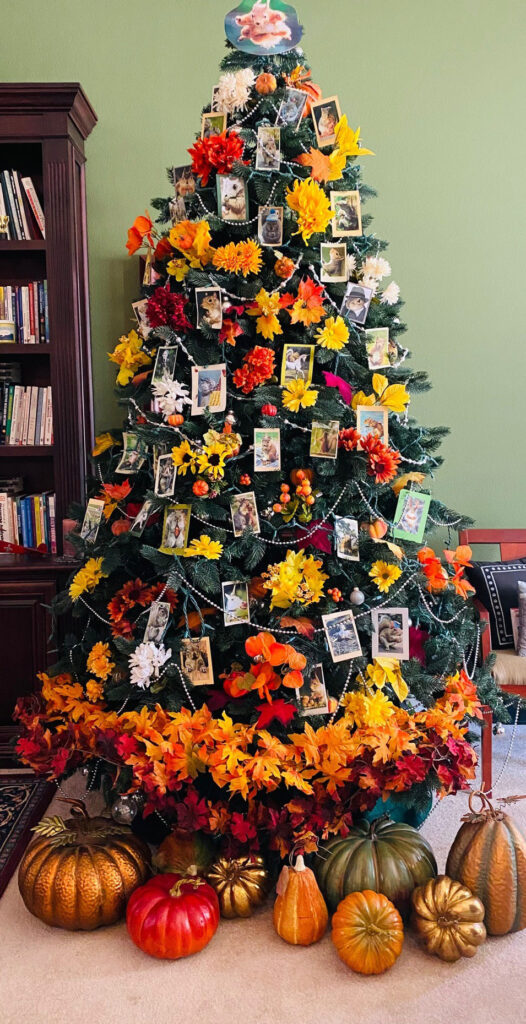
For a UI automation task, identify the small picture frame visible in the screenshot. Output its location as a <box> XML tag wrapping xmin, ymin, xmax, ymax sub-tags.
<box><xmin>216</xmin><ymin>174</ymin><xmax>249</xmax><ymax>222</ymax></box>
<box><xmin>180</xmin><ymin>636</ymin><xmax>214</xmax><ymax>687</ymax></box>
<box><xmin>211</xmin><ymin>85</ymin><xmax>221</xmax><ymax>112</ymax></box>
<box><xmin>258</xmin><ymin>205</ymin><xmax>284</xmax><ymax>247</ymax></box>
<box><xmin>201</xmin><ymin>112</ymin><xmax>227</xmax><ymax>139</ymax></box>
<box><xmin>281</xmin><ymin>344</ymin><xmax>315</xmax><ymax>385</ymax></box>
<box><xmin>256</xmin><ymin>126</ymin><xmax>281</xmax><ymax>172</ymax></box>
<box><xmin>169</xmin><ymin>195</ymin><xmax>186</xmax><ymax>225</ymax></box>
<box><xmin>331</xmin><ymin>190</ymin><xmax>362</xmax><ymax>237</ymax></box>
<box><xmin>371</xmin><ymin>607</ymin><xmax>410</xmax><ymax>661</ymax></box>
<box><xmin>356</xmin><ymin>405</ymin><xmax>389</xmax><ymax>447</ymax></box>
<box><xmin>254</xmin><ymin>428</ymin><xmax>281</xmax><ymax>472</ymax></box>
<box><xmin>152</xmin><ymin>444</ymin><xmax>170</xmax><ymax>481</ymax></box>
<box><xmin>130</xmin><ymin>499</ymin><xmax>154</xmax><ymax>537</ymax></box>
<box><xmin>0</xmin><ymin>320</ymin><xmax>15</xmax><ymax>343</ymax></box>
<box><xmin>115</xmin><ymin>433</ymin><xmax>147</xmax><ymax>475</ymax></box>
<box><xmin>160</xmin><ymin>503</ymin><xmax>191</xmax><ymax>554</ymax></box>
<box><xmin>131</xmin><ymin>298</ymin><xmax>151</xmax><ymax>338</ymax></box>
<box><xmin>297</xmin><ymin>664</ymin><xmax>329</xmax><ymax>717</ymax></box>
<box><xmin>392</xmin><ymin>489</ymin><xmax>432</xmax><ymax>544</ymax></box>
<box><xmin>195</xmin><ymin>287</ymin><xmax>223</xmax><ymax>332</ymax></box>
<box><xmin>191</xmin><ymin>363</ymin><xmax>227</xmax><ymax>415</ymax></box>
<box><xmin>230</xmin><ymin>492</ymin><xmax>260</xmax><ymax>538</ymax></box>
<box><xmin>334</xmin><ymin>516</ymin><xmax>360</xmax><ymax>561</ymax></box>
<box><xmin>323</xmin><ymin>609</ymin><xmax>362</xmax><ymax>663</ymax></box>
<box><xmin>311</xmin><ymin>95</ymin><xmax>341</xmax><ymax>147</ymax></box>
<box><xmin>310</xmin><ymin>421</ymin><xmax>339</xmax><ymax>459</ymax></box>
<box><xmin>222</xmin><ymin>581</ymin><xmax>250</xmax><ymax>627</ymax></box>
<box><xmin>275</xmin><ymin>87</ymin><xmax>308</xmax><ymax>129</ymax></box>
<box><xmin>143</xmin><ymin>601</ymin><xmax>171</xmax><ymax>644</ymax></box>
<box><xmin>169</xmin><ymin>165</ymin><xmax>197</xmax><ymax>199</ymax></box>
<box><xmin>155</xmin><ymin>453</ymin><xmax>177</xmax><ymax>497</ymax></box>
<box><xmin>340</xmin><ymin>282</ymin><xmax>373</xmax><ymax>326</ymax></box>
<box><xmin>152</xmin><ymin>347</ymin><xmax>178</xmax><ymax>385</ymax></box>
<box><xmin>364</xmin><ymin>328</ymin><xmax>391</xmax><ymax>371</ymax></box>
<box><xmin>320</xmin><ymin>242</ymin><xmax>348</xmax><ymax>283</ymax></box>
<box><xmin>80</xmin><ymin>498</ymin><xmax>105</xmax><ymax>544</ymax></box>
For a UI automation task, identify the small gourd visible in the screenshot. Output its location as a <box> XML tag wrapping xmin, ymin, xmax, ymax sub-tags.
<box><xmin>273</xmin><ymin>854</ymin><xmax>328</xmax><ymax>946</ymax></box>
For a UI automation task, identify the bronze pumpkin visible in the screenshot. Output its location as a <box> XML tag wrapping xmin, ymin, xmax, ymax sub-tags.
<box><xmin>207</xmin><ymin>855</ymin><xmax>269</xmax><ymax>918</ymax></box>
<box><xmin>411</xmin><ymin>875</ymin><xmax>487</xmax><ymax>961</ymax></box>
<box><xmin>18</xmin><ymin>799</ymin><xmax>151</xmax><ymax>930</ymax></box>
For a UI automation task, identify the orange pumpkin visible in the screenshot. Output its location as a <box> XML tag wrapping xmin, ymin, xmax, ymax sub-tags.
<box><xmin>274</xmin><ymin>256</ymin><xmax>295</xmax><ymax>280</ymax></box>
<box><xmin>332</xmin><ymin>890</ymin><xmax>404</xmax><ymax>975</ymax></box>
<box><xmin>273</xmin><ymin>854</ymin><xmax>328</xmax><ymax>946</ymax></box>
<box><xmin>167</xmin><ymin>413</ymin><xmax>184</xmax><ymax>426</ymax></box>
<box><xmin>255</xmin><ymin>72</ymin><xmax>277</xmax><ymax>95</ymax></box>
<box><xmin>192</xmin><ymin>479</ymin><xmax>210</xmax><ymax>497</ymax></box>
<box><xmin>368</xmin><ymin>519</ymin><xmax>388</xmax><ymax>540</ymax></box>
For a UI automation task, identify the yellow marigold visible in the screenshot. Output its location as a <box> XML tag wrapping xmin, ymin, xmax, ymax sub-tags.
<box><xmin>282</xmin><ymin>379</ymin><xmax>318</xmax><ymax>413</ymax></box>
<box><xmin>166</xmin><ymin>258</ymin><xmax>189</xmax><ymax>282</ymax></box>
<box><xmin>92</xmin><ymin>432</ymin><xmax>118</xmax><ymax>457</ymax></box>
<box><xmin>286</xmin><ymin>178</ymin><xmax>334</xmax><ymax>243</ymax></box>
<box><xmin>238</xmin><ymin>239</ymin><xmax>263</xmax><ymax>276</ymax></box>
<box><xmin>343</xmin><ymin>689</ymin><xmax>396</xmax><ymax>727</ymax></box>
<box><xmin>171</xmin><ymin>439</ymin><xmax>197</xmax><ymax>476</ymax></box>
<box><xmin>366</xmin><ymin>657</ymin><xmax>409</xmax><ymax>703</ymax></box>
<box><xmin>183</xmin><ymin>535</ymin><xmax>223</xmax><ymax>560</ymax></box>
<box><xmin>246</xmin><ymin>288</ymin><xmax>283</xmax><ymax>341</ymax></box>
<box><xmin>85</xmin><ymin>679</ymin><xmax>105</xmax><ymax>703</ymax></box>
<box><xmin>315</xmin><ymin>315</ymin><xmax>349</xmax><ymax>351</ymax></box>
<box><xmin>196</xmin><ymin>441</ymin><xmax>228</xmax><ymax>480</ymax></box>
<box><xmin>86</xmin><ymin>642</ymin><xmax>115</xmax><ymax>681</ymax></box>
<box><xmin>69</xmin><ymin>557</ymin><xmax>107</xmax><ymax>603</ymax></box>
<box><xmin>108</xmin><ymin>330</ymin><xmax>152</xmax><ymax>387</ymax></box>
<box><xmin>262</xmin><ymin>548</ymin><xmax>328</xmax><ymax>610</ymax></box>
<box><xmin>334</xmin><ymin>115</ymin><xmax>374</xmax><ymax>158</ymax></box>
<box><xmin>369</xmin><ymin>560</ymin><xmax>402</xmax><ymax>593</ymax></box>
<box><xmin>212</xmin><ymin>242</ymin><xmax>240</xmax><ymax>274</ymax></box>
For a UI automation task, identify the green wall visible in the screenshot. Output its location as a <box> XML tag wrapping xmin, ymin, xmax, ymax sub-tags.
<box><xmin>3</xmin><ymin>0</ymin><xmax>525</xmax><ymax>529</ymax></box>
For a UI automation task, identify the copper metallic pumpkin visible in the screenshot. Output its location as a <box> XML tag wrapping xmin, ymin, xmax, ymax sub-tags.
<box><xmin>332</xmin><ymin>890</ymin><xmax>404</xmax><ymax>975</ymax></box>
<box><xmin>207</xmin><ymin>855</ymin><xmax>269</xmax><ymax>918</ymax></box>
<box><xmin>446</xmin><ymin>791</ymin><xmax>526</xmax><ymax>935</ymax></box>
<box><xmin>411</xmin><ymin>875</ymin><xmax>486</xmax><ymax>961</ymax></box>
<box><xmin>18</xmin><ymin>799</ymin><xmax>150</xmax><ymax>930</ymax></box>
<box><xmin>273</xmin><ymin>854</ymin><xmax>328</xmax><ymax>945</ymax></box>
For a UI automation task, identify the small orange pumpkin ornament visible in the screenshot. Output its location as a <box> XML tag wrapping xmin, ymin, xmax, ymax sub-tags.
<box><xmin>332</xmin><ymin>890</ymin><xmax>404</xmax><ymax>975</ymax></box>
<box><xmin>192</xmin><ymin>479</ymin><xmax>210</xmax><ymax>497</ymax></box>
<box><xmin>274</xmin><ymin>255</ymin><xmax>295</xmax><ymax>280</ymax></box>
<box><xmin>167</xmin><ymin>413</ymin><xmax>184</xmax><ymax>426</ymax></box>
<box><xmin>255</xmin><ymin>72</ymin><xmax>277</xmax><ymax>95</ymax></box>
<box><xmin>368</xmin><ymin>518</ymin><xmax>388</xmax><ymax>540</ymax></box>
<box><xmin>273</xmin><ymin>854</ymin><xmax>328</xmax><ymax>946</ymax></box>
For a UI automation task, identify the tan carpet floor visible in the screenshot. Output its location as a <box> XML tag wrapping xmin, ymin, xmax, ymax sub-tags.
<box><xmin>1</xmin><ymin>726</ymin><xmax>525</xmax><ymax>1024</ymax></box>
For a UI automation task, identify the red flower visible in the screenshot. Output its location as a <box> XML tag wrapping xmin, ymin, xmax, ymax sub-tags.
<box><xmin>102</xmin><ymin>480</ymin><xmax>132</xmax><ymax>501</ymax></box>
<box><xmin>188</xmin><ymin>131</ymin><xmax>247</xmax><ymax>187</ymax></box>
<box><xmin>146</xmin><ymin>582</ymin><xmax>178</xmax><ymax>611</ymax></box>
<box><xmin>111</xmin><ymin>518</ymin><xmax>130</xmax><ymax>536</ymax></box>
<box><xmin>219</xmin><ymin>318</ymin><xmax>243</xmax><ymax>347</ymax></box>
<box><xmin>233</xmin><ymin>346</ymin><xmax>276</xmax><ymax>394</ymax></box>
<box><xmin>145</xmin><ymin>285</ymin><xmax>192</xmax><ymax>330</ymax></box>
<box><xmin>154</xmin><ymin>236</ymin><xmax>173</xmax><ymax>261</ymax></box>
<box><xmin>338</xmin><ymin>427</ymin><xmax>361</xmax><ymax>451</ymax></box>
<box><xmin>360</xmin><ymin>435</ymin><xmax>401</xmax><ymax>484</ymax></box>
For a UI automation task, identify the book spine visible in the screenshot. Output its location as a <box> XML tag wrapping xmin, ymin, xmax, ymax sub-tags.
<box><xmin>9</xmin><ymin>386</ymin><xmax>21</xmax><ymax>444</ymax></box>
<box><xmin>5</xmin><ymin>384</ymin><xmax>14</xmax><ymax>442</ymax></box>
<box><xmin>22</xmin><ymin>287</ymin><xmax>31</xmax><ymax>344</ymax></box>
<box><xmin>21</xmin><ymin>177</ymin><xmax>45</xmax><ymax>238</ymax></box>
<box><xmin>34</xmin><ymin>494</ymin><xmax>43</xmax><ymax>547</ymax></box>
<box><xmin>8</xmin><ymin>171</ymin><xmax>26</xmax><ymax>240</ymax></box>
<box><xmin>0</xmin><ymin>493</ymin><xmax>9</xmax><ymax>542</ymax></box>
<box><xmin>43</xmin><ymin>280</ymin><xmax>49</xmax><ymax>342</ymax></box>
<box><xmin>15</xmin><ymin>497</ymin><xmax>23</xmax><ymax>545</ymax></box>
<box><xmin>1</xmin><ymin>172</ymin><xmax>19</xmax><ymax>238</ymax></box>
<box><xmin>34</xmin><ymin>387</ymin><xmax>44</xmax><ymax>447</ymax></box>
<box><xmin>20</xmin><ymin>497</ymin><xmax>29</xmax><ymax>547</ymax></box>
<box><xmin>43</xmin><ymin>387</ymin><xmax>53</xmax><ymax>445</ymax></box>
<box><xmin>32</xmin><ymin>281</ymin><xmax>40</xmax><ymax>343</ymax></box>
<box><xmin>20</xmin><ymin>386</ymin><xmax>30</xmax><ymax>445</ymax></box>
<box><xmin>10</xmin><ymin>496</ymin><xmax>19</xmax><ymax>544</ymax></box>
<box><xmin>48</xmin><ymin>493</ymin><xmax>57</xmax><ymax>554</ymax></box>
<box><xmin>27</xmin><ymin>386</ymin><xmax>38</xmax><ymax>446</ymax></box>
<box><xmin>27</xmin><ymin>283</ymin><xmax>35</xmax><ymax>343</ymax></box>
<box><xmin>0</xmin><ymin>183</ymin><xmax>10</xmax><ymax>239</ymax></box>
<box><xmin>38</xmin><ymin>283</ymin><xmax>45</xmax><ymax>340</ymax></box>
<box><xmin>12</xmin><ymin>171</ymin><xmax>29</xmax><ymax>239</ymax></box>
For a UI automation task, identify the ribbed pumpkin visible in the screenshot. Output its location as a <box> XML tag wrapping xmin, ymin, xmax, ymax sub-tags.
<box><xmin>315</xmin><ymin>817</ymin><xmax>437</xmax><ymax>918</ymax></box>
<box><xmin>18</xmin><ymin>799</ymin><xmax>150</xmax><ymax>930</ymax></box>
<box><xmin>284</xmin><ymin>67</ymin><xmax>323</xmax><ymax>118</ymax></box>
<box><xmin>446</xmin><ymin>791</ymin><xmax>526</xmax><ymax>935</ymax></box>
<box><xmin>126</xmin><ymin>874</ymin><xmax>219</xmax><ymax>959</ymax></box>
<box><xmin>153</xmin><ymin>829</ymin><xmax>215</xmax><ymax>877</ymax></box>
<box><xmin>207</xmin><ymin>855</ymin><xmax>269</xmax><ymax>918</ymax></box>
<box><xmin>332</xmin><ymin>890</ymin><xmax>404</xmax><ymax>975</ymax></box>
<box><xmin>411</xmin><ymin>875</ymin><xmax>487</xmax><ymax>961</ymax></box>
<box><xmin>255</xmin><ymin>72</ymin><xmax>277</xmax><ymax>95</ymax></box>
<box><xmin>273</xmin><ymin>854</ymin><xmax>328</xmax><ymax>945</ymax></box>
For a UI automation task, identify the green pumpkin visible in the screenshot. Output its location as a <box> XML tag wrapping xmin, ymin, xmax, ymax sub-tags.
<box><xmin>315</xmin><ymin>817</ymin><xmax>437</xmax><ymax>918</ymax></box>
<box><xmin>152</xmin><ymin>830</ymin><xmax>215</xmax><ymax>877</ymax></box>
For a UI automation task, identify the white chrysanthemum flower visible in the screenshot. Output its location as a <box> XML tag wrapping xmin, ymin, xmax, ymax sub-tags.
<box><xmin>129</xmin><ymin>642</ymin><xmax>172</xmax><ymax>690</ymax></box>
<box><xmin>151</xmin><ymin>379</ymin><xmax>190</xmax><ymax>418</ymax></box>
<box><xmin>361</xmin><ymin>274</ymin><xmax>379</xmax><ymax>295</ymax></box>
<box><xmin>381</xmin><ymin>281</ymin><xmax>401</xmax><ymax>306</ymax></box>
<box><xmin>361</xmin><ymin>256</ymin><xmax>392</xmax><ymax>280</ymax></box>
<box><xmin>215</xmin><ymin>69</ymin><xmax>256</xmax><ymax>114</ymax></box>
<box><xmin>346</xmin><ymin>254</ymin><xmax>357</xmax><ymax>275</ymax></box>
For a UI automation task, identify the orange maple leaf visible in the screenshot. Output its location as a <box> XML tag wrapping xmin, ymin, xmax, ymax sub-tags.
<box><xmin>295</xmin><ymin>148</ymin><xmax>332</xmax><ymax>183</ymax></box>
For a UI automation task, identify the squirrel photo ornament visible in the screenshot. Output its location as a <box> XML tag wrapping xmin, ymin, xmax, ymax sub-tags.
<box><xmin>225</xmin><ymin>0</ymin><xmax>303</xmax><ymax>55</ymax></box>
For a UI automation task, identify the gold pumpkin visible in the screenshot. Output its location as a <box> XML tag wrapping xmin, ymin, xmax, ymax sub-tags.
<box><xmin>207</xmin><ymin>855</ymin><xmax>269</xmax><ymax>918</ymax></box>
<box><xmin>411</xmin><ymin>875</ymin><xmax>487</xmax><ymax>961</ymax></box>
<box><xmin>18</xmin><ymin>799</ymin><xmax>150</xmax><ymax>930</ymax></box>
<box><xmin>446</xmin><ymin>791</ymin><xmax>526</xmax><ymax>935</ymax></box>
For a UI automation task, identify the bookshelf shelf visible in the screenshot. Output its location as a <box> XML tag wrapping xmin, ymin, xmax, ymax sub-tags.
<box><xmin>0</xmin><ymin>344</ymin><xmax>51</xmax><ymax>354</ymax></box>
<box><xmin>0</xmin><ymin>240</ymin><xmax>46</xmax><ymax>252</ymax></box>
<box><xmin>0</xmin><ymin>445</ymin><xmax>53</xmax><ymax>457</ymax></box>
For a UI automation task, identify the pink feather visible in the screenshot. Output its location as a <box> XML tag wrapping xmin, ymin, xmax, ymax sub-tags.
<box><xmin>323</xmin><ymin>371</ymin><xmax>353</xmax><ymax>405</ymax></box>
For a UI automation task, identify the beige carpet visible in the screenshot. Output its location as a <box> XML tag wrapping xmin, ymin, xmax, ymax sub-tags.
<box><xmin>1</xmin><ymin>726</ymin><xmax>525</xmax><ymax>1024</ymax></box>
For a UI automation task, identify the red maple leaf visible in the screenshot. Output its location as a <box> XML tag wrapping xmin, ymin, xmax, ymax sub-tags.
<box><xmin>256</xmin><ymin>699</ymin><xmax>297</xmax><ymax>729</ymax></box>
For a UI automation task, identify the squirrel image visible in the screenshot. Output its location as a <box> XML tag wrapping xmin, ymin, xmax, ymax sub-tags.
<box><xmin>236</xmin><ymin>1</ymin><xmax>292</xmax><ymax>49</ymax></box>
<box><xmin>199</xmin><ymin>293</ymin><xmax>223</xmax><ymax>330</ymax></box>
<box><xmin>220</xmin><ymin>178</ymin><xmax>247</xmax><ymax>221</ymax></box>
<box><xmin>317</xmin><ymin>106</ymin><xmax>337</xmax><ymax>138</ymax></box>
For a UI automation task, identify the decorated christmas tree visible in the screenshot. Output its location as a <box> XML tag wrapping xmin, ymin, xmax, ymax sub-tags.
<box><xmin>15</xmin><ymin>0</ymin><xmax>502</xmax><ymax>858</ymax></box>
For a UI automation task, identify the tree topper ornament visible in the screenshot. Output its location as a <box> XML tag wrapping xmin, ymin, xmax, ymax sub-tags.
<box><xmin>225</xmin><ymin>1</ymin><xmax>303</xmax><ymax>55</ymax></box>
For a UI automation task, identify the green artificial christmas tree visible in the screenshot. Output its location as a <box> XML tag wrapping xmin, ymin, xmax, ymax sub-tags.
<box><xmin>15</xmin><ymin>2</ymin><xmax>503</xmax><ymax>857</ymax></box>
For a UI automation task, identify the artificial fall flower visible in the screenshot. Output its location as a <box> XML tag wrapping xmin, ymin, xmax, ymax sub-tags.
<box><xmin>196</xmin><ymin>441</ymin><xmax>229</xmax><ymax>480</ymax></box>
<box><xmin>246</xmin><ymin>288</ymin><xmax>283</xmax><ymax>341</ymax></box>
<box><xmin>360</xmin><ymin>435</ymin><xmax>401</xmax><ymax>485</ymax></box>
<box><xmin>183</xmin><ymin>535</ymin><xmax>223</xmax><ymax>560</ymax></box>
<box><xmin>282</xmin><ymin>378</ymin><xmax>319</xmax><ymax>413</ymax></box>
<box><xmin>287</xmin><ymin>277</ymin><xmax>326</xmax><ymax>327</ymax></box>
<box><xmin>334</xmin><ymin>116</ymin><xmax>374</xmax><ymax>159</ymax></box>
<box><xmin>129</xmin><ymin>642</ymin><xmax>172</xmax><ymax>690</ymax></box>
<box><xmin>166</xmin><ymin>258</ymin><xmax>189</xmax><ymax>282</ymax></box>
<box><xmin>126</xmin><ymin>214</ymin><xmax>154</xmax><ymax>256</ymax></box>
<box><xmin>381</xmin><ymin>282</ymin><xmax>401</xmax><ymax>306</ymax></box>
<box><xmin>99</xmin><ymin>479</ymin><xmax>132</xmax><ymax>519</ymax></box>
<box><xmin>86</xmin><ymin>642</ymin><xmax>115</xmax><ymax>681</ymax></box>
<box><xmin>168</xmin><ymin>220</ymin><xmax>214</xmax><ymax>268</ymax></box>
<box><xmin>69</xmin><ymin>557</ymin><xmax>107</xmax><ymax>603</ymax></box>
<box><xmin>85</xmin><ymin>679</ymin><xmax>104</xmax><ymax>703</ymax></box>
<box><xmin>262</xmin><ymin>549</ymin><xmax>328</xmax><ymax>610</ymax></box>
<box><xmin>286</xmin><ymin>178</ymin><xmax>334</xmax><ymax>244</ymax></box>
<box><xmin>339</xmin><ymin>427</ymin><xmax>361</xmax><ymax>451</ymax></box>
<box><xmin>233</xmin><ymin>346</ymin><xmax>276</xmax><ymax>394</ymax></box>
<box><xmin>171</xmin><ymin>439</ymin><xmax>197</xmax><ymax>476</ymax></box>
<box><xmin>343</xmin><ymin>689</ymin><xmax>396</xmax><ymax>728</ymax></box>
<box><xmin>361</xmin><ymin>256</ymin><xmax>392</xmax><ymax>281</ymax></box>
<box><xmin>295</xmin><ymin>146</ymin><xmax>347</xmax><ymax>184</ymax></box>
<box><xmin>203</xmin><ymin>428</ymin><xmax>241</xmax><ymax>457</ymax></box>
<box><xmin>152</xmin><ymin>379</ymin><xmax>190</xmax><ymax>419</ymax></box>
<box><xmin>145</xmin><ymin>286</ymin><xmax>192</xmax><ymax>331</ymax></box>
<box><xmin>352</xmin><ymin>373</ymin><xmax>410</xmax><ymax>415</ymax></box>
<box><xmin>369</xmin><ymin>560</ymin><xmax>402</xmax><ymax>593</ymax></box>
<box><xmin>392</xmin><ymin>472</ymin><xmax>426</xmax><ymax>496</ymax></box>
<box><xmin>92</xmin><ymin>432</ymin><xmax>118</xmax><ymax>457</ymax></box>
<box><xmin>219</xmin><ymin>318</ymin><xmax>243</xmax><ymax>347</ymax></box>
<box><xmin>213</xmin><ymin>239</ymin><xmax>262</xmax><ymax>277</ymax></box>
<box><xmin>111</xmin><ymin>519</ymin><xmax>131</xmax><ymax>537</ymax></box>
<box><xmin>366</xmin><ymin>658</ymin><xmax>409</xmax><ymax>703</ymax></box>
<box><xmin>315</xmin><ymin>315</ymin><xmax>349</xmax><ymax>351</ymax></box>
<box><xmin>215</xmin><ymin>68</ymin><xmax>255</xmax><ymax>113</ymax></box>
<box><xmin>212</xmin><ymin>242</ymin><xmax>240</xmax><ymax>274</ymax></box>
<box><xmin>418</xmin><ymin>547</ymin><xmax>449</xmax><ymax>593</ymax></box>
<box><xmin>188</xmin><ymin>130</ymin><xmax>247</xmax><ymax>187</ymax></box>
<box><xmin>108</xmin><ymin>330</ymin><xmax>152</xmax><ymax>387</ymax></box>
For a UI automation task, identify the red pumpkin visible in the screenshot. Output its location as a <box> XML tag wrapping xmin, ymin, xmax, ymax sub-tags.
<box><xmin>126</xmin><ymin>874</ymin><xmax>219</xmax><ymax>960</ymax></box>
<box><xmin>261</xmin><ymin>403</ymin><xmax>277</xmax><ymax>417</ymax></box>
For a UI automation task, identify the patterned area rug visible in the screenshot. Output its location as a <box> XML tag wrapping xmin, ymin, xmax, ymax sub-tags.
<box><xmin>0</xmin><ymin>775</ymin><xmax>54</xmax><ymax>898</ymax></box>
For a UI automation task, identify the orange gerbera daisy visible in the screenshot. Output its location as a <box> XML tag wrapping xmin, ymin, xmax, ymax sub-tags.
<box><xmin>361</xmin><ymin>436</ymin><xmax>401</xmax><ymax>485</ymax></box>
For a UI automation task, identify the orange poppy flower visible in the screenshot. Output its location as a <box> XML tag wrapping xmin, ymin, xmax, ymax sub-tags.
<box><xmin>444</xmin><ymin>545</ymin><xmax>473</xmax><ymax>568</ymax></box>
<box><xmin>126</xmin><ymin>214</ymin><xmax>153</xmax><ymax>256</ymax></box>
<box><xmin>282</xmin><ymin>669</ymin><xmax>304</xmax><ymax>689</ymax></box>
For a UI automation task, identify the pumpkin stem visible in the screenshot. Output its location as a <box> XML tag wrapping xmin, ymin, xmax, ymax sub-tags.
<box><xmin>169</xmin><ymin>876</ymin><xmax>206</xmax><ymax>899</ymax></box>
<box><xmin>293</xmin><ymin>854</ymin><xmax>307</xmax><ymax>872</ymax></box>
<box><xmin>465</xmin><ymin>790</ymin><xmax>504</xmax><ymax>822</ymax></box>
<box><xmin>58</xmin><ymin>798</ymin><xmax>90</xmax><ymax>819</ymax></box>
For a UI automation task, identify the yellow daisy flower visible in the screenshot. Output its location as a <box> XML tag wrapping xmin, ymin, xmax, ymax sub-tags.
<box><xmin>183</xmin><ymin>535</ymin><xmax>223</xmax><ymax>560</ymax></box>
<box><xmin>171</xmin><ymin>440</ymin><xmax>197</xmax><ymax>476</ymax></box>
<box><xmin>315</xmin><ymin>316</ymin><xmax>349</xmax><ymax>351</ymax></box>
<box><xmin>69</xmin><ymin>557</ymin><xmax>107</xmax><ymax>603</ymax></box>
<box><xmin>166</xmin><ymin>258</ymin><xmax>189</xmax><ymax>282</ymax></box>
<box><xmin>286</xmin><ymin>178</ymin><xmax>334</xmax><ymax>244</ymax></box>
<box><xmin>369</xmin><ymin>560</ymin><xmax>402</xmax><ymax>593</ymax></box>
<box><xmin>246</xmin><ymin>288</ymin><xmax>283</xmax><ymax>341</ymax></box>
<box><xmin>108</xmin><ymin>330</ymin><xmax>152</xmax><ymax>387</ymax></box>
<box><xmin>197</xmin><ymin>441</ymin><xmax>228</xmax><ymax>480</ymax></box>
<box><xmin>282</xmin><ymin>379</ymin><xmax>319</xmax><ymax>413</ymax></box>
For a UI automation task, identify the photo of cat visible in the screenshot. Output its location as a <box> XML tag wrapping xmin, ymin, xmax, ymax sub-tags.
<box><xmin>311</xmin><ymin>95</ymin><xmax>341</xmax><ymax>147</ymax></box>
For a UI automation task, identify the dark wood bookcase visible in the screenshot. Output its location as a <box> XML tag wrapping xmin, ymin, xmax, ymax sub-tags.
<box><xmin>0</xmin><ymin>85</ymin><xmax>97</xmax><ymax>760</ymax></box>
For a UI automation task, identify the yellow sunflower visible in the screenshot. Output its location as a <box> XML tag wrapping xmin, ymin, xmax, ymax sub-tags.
<box><xmin>69</xmin><ymin>557</ymin><xmax>107</xmax><ymax>603</ymax></box>
<box><xmin>197</xmin><ymin>441</ymin><xmax>228</xmax><ymax>480</ymax></box>
<box><xmin>369</xmin><ymin>560</ymin><xmax>402</xmax><ymax>593</ymax></box>
<box><xmin>183</xmin><ymin>535</ymin><xmax>223</xmax><ymax>560</ymax></box>
<box><xmin>315</xmin><ymin>316</ymin><xmax>349</xmax><ymax>351</ymax></box>
<box><xmin>171</xmin><ymin>439</ymin><xmax>197</xmax><ymax>476</ymax></box>
<box><xmin>282</xmin><ymin>379</ymin><xmax>319</xmax><ymax>413</ymax></box>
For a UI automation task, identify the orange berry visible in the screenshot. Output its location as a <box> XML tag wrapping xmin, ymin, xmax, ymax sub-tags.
<box><xmin>281</xmin><ymin>494</ymin><xmax>291</xmax><ymax>504</ymax></box>
<box><xmin>305</xmin><ymin>495</ymin><xmax>315</xmax><ymax>506</ymax></box>
<box><xmin>280</xmin><ymin>483</ymin><xmax>290</xmax><ymax>493</ymax></box>
<box><xmin>296</xmin><ymin>470</ymin><xmax>306</xmax><ymax>481</ymax></box>
<box><xmin>273</xmin><ymin>503</ymin><xmax>283</xmax><ymax>514</ymax></box>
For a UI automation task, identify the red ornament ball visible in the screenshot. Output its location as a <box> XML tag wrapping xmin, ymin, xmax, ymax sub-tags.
<box><xmin>261</xmin><ymin>404</ymin><xmax>277</xmax><ymax>417</ymax></box>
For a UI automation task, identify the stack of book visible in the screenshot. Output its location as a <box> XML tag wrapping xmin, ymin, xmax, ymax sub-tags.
<box><xmin>0</xmin><ymin>364</ymin><xmax>53</xmax><ymax>446</ymax></box>
<box><xmin>0</xmin><ymin>476</ymin><xmax>56</xmax><ymax>552</ymax></box>
<box><xmin>0</xmin><ymin>171</ymin><xmax>45</xmax><ymax>240</ymax></box>
<box><xmin>0</xmin><ymin>281</ymin><xmax>49</xmax><ymax>344</ymax></box>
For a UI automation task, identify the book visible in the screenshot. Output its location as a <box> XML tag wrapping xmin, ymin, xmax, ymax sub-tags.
<box><xmin>48</xmin><ymin>493</ymin><xmax>57</xmax><ymax>554</ymax></box>
<box><xmin>1</xmin><ymin>171</ymin><xmax>20</xmax><ymax>238</ymax></box>
<box><xmin>11</xmin><ymin>171</ymin><xmax>29</xmax><ymax>240</ymax></box>
<box><xmin>21</xmin><ymin>176</ymin><xmax>45</xmax><ymax>238</ymax></box>
<box><xmin>0</xmin><ymin>185</ymin><xmax>11</xmax><ymax>239</ymax></box>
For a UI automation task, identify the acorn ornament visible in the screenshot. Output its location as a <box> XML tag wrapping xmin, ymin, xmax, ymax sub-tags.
<box><xmin>350</xmin><ymin>587</ymin><xmax>365</xmax><ymax>606</ymax></box>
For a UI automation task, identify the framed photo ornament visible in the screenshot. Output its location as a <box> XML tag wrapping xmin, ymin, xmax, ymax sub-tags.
<box><xmin>225</xmin><ymin>1</ymin><xmax>303</xmax><ymax>55</ymax></box>
<box><xmin>392</xmin><ymin>489</ymin><xmax>432</xmax><ymax>544</ymax></box>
